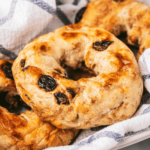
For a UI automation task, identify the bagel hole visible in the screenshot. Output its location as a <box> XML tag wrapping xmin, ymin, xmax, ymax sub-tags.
<box><xmin>65</xmin><ymin>65</ymin><xmax>96</xmax><ymax>81</ymax></box>
<box><xmin>0</xmin><ymin>92</ymin><xmax>31</xmax><ymax>115</ymax></box>
<box><xmin>117</xmin><ymin>32</ymin><xmax>128</xmax><ymax>44</ymax></box>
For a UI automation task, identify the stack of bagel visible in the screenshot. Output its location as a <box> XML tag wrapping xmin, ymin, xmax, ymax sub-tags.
<box><xmin>1</xmin><ymin>0</ymin><xmax>149</xmax><ymax>149</ymax></box>
<box><xmin>0</xmin><ymin>59</ymin><xmax>78</xmax><ymax>150</ymax></box>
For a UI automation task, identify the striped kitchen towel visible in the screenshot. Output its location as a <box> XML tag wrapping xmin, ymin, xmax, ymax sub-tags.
<box><xmin>0</xmin><ymin>0</ymin><xmax>56</xmax><ymax>59</ymax></box>
<box><xmin>1</xmin><ymin>0</ymin><xmax>150</xmax><ymax>150</ymax></box>
<box><xmin>0</xmin><ymin>0</ymin><xmax>87</xmax><ymax>59</ymax></box>
<box><xmin>46</xmin><ymin>104</ymin><xmax>150</xmax><ymax>150</ymax></box>
<box><xmin>139</xmin><ymin>48</ymin><xmax>150</xmax><ymax>93</ymax></box>
<box><xmin>44</xmin><ymin>45</ymin><xmax>150</xmax><ymax>149</ymax></box>
<box><xmin>45</xmin><ymin>47</ymin><xmax>150</xmax><ymax>150</ymax></box>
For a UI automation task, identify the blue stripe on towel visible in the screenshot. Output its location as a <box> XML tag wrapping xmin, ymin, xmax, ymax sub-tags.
<box><xmin>72</xmin><ymin>131</ymin><xmax>122</xmax><ymax>150</ymax></box>
<box><xmin>95</xmin><ymin>131</ymin><xmax>122</xmax><ymax>142</ymax></box>
<box><xmin>0</xmin><ymin>0</ymin><xmax>18</xmax><ymax>26</ymax></box>
<box><xmin>56</xmin><ymin>0</ymin><xmax>63</xmax><ymax>5</ymax></box>
<box><xmin>55</xmin><ymin>7</ymin><xmax>72</xmax><ymax>25</ymax></box>
<box><xmin>0</xmin><ymin>45</ymin><xmax>17</xmax><ymax>59</ymax></box>
<box><xmin>142</xmin><ymin>55</ymin><xmax>148</xmax><ymax>70</ymax></box>
<box><xmin>26</xmin><ymin>0</ymin><xmax>55</xmax><ymax>14</ymax></box>
<box><xmin>125</xmin><ymin>125</ymin><xmax>150</xmax><ymax>137</ymax></box>
<box><xmin>142</xmin><ymin>74</ymin><xmax>150</xmax><ymax>81</ymax></box>
<box><xmin>27</xmin><ymin>0</ymin><xmax>72</xmax><ymax>25</ymax></box>
<box><xmin>142</xmin><ymin>105</ymin><xmax>150</xmax><ymax>115</ymax></box>
<box><xmin>73</xmin><ymin>0</ymin><xmax>79</xmax><ymax>5</ymax></box>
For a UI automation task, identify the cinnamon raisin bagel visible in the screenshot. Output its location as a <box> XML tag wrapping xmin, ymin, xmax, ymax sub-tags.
<box><xmin>78</xmin><ymin>0</ymin><xmax>150</xmax><ymax>60</ymax></box>
<box><xmin>0</xmin><ymin>60</ymin><xmax>78</xmax><ymax>150</ymax></box>
<box><xmin>12</xmin><ymin>25</ymin><xmax>143</xmax><ymax>129</ymax></box>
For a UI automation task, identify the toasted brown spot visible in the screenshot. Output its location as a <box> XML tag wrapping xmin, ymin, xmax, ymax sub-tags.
<box><xmin>120</xmin><ymin>114</ymin><xmax>128</xmax><ymax>120</ymax></box>
<box><xmin>61</xmin><ymin>32</ymin><xmax>78</xmax><ymax>40</ymax></box>
<box><xmin>79</xmin><ymin>102</ymin><xmax>90</xmax><ymax>114</ymax></box>
<box><xmin>106</xmin><ymin>117</ymin><xmax>113</xmax><ymax>123</ymax></box>
<box><xmin>52</xmin><ymin>72</ymin><xmax>62</xmax><ymax>80</ymax></box>
<box><xmin>115</xmin><ymin>53</ymin><xmax>124</xmax><ymax>60</ymax></box>
<box><xmin>33</xmin><ymin>42</ymin><xmax>50</xmax><ymax>53</ymax></box>
<box><xmin>111</xmin><ymin>51</ymin><xmax>132</xmax><ymax>72</ymax></box>
<box><xmin>67</xmin><ymin>106</ymin><xmax>74</xmax><ymax>112</ymax></box>
<box><xmin>116</xmin><ymin>52</ymin><xmax>131</xmax><ymax>62</ymax></box>
<box><xmin>40</xmin><ymin>45</ymin><xmax>46</xmax><ymax>51</ymax></box>
<box><xmin>101</xmin><ymin>72</ymin><xmax>125</xmax><ymax>87</ymax></box>
<box><xmin>66</xmin><ymin>24</ymin><xmax>82</xmax><ymax>30</ymax></box>
<box><xmin>90</xmin><ymin>99</ymin><xmax>95</xmax><ymax>104</ymax></box>
<box><xmin>110</xmin><ymin>55</ymin><xmax>124</xmax><ymax>70</ymax></box>
<box><xmin>95</xmin><ymin>30</ymin><xmax>103</xmax><ymax>37</ymax></box>
<box><xmin>112</xmin><ymin>112</ymin><xmax>117</xmax><ymax>118</ymax></box>
<box><xmin>95</xmin><ymin>30</ymin><xmax>112</xmax><ymax>41</ymax></box>
<box><xmin>0</xmin><ymin>109</ymin><xmax>27</xmax><ymax>135</ymax></box>
<box><xmin>13</xmin><ymin>132</ymin><xmax>22</xmax><ymax>140</ymax></box>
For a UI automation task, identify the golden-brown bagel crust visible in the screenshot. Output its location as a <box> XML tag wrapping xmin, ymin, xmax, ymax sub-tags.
<box><xmin>78</xmin><ymin>0</ymin><xmax>150</xmax><ymax>60</ymax></box>
<box><xmin>0</xmin><ymin>60</ymin><xmax>78</xmax><ymax>150</ymax></box>
<box><xmin>12</xmin><ymin>25</ymin><xmax>143</xmax><ymax>129</ymax></box>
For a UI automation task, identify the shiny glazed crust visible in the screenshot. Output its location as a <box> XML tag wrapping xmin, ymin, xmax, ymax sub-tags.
<box><xmin>12</xmin><ymin>25</ymin><xmax>143</xmax><ymax>129</ymax></box>
<box><xmin>78</xmin><ymin>0</ymin><xmax>150</xmax><ymax>60</ymax></box>
<box><xmin>0</xmin><ymin>60</ymin><xmax>78</xmax><ymax>150</ymax></box>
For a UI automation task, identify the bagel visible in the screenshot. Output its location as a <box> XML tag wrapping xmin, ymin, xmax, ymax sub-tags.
<box><xmin>0</xmin><ymin>60</ymin><xmax>78</xmax><ymax>150</ymax></box>
<box><xmin>78</xmin><ymin>0</ymin><xmax>150</xmax><ymax>60</ymax></box>
<box><xmin>12</xmin><ymin>25</ymin><xmax>143</xmax><ymax>129</ymax></box>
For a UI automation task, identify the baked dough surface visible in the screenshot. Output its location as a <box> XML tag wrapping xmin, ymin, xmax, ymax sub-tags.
<box><xmin>12</xmin><ymin>25</ymin><xmax>143</xmax><ymax>129</ymax></box>
<box><xmin>0</xmin><ymin>60</ymin><xmax>78</xmax><ymax>150</ymax></box>
<box><xmin>78</xmin><ymin>0</ymin><xmax>150</xmax><ymax>59</ymax></box>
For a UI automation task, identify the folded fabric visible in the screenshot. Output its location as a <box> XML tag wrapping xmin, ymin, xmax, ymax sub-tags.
<box><xmin>0</xmin><ymin>0</ymin><xmax>87</xmax><ymax>59</ymax></box>
<box><xmin>138</xmin><ymin>48</ymin><xmax>150</xmax><ymax>93</ymax></box>
<box><xmin>0</xmin><ymin>0</ymin><xmax>150</xmax><ymax>150</ymax></box>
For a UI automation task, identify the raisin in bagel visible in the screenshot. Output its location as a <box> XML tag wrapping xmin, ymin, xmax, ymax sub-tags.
<box><xmin>0</xmin><ymin>60</ymin><xmax>78</xmax><ymax>150</ymax></box>
<box><xmin>12</xmin><ymin>25</ymin><xmax>143</xmax><ymax>129</ymax></box>
<box><xmin>78</xmin><ymin>0</ymin><xmax>150</xmax><ymax>60</ymax></box>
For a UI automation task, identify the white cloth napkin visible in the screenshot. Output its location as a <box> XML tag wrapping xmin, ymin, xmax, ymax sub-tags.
<box><xmin>138</xmin><ymin>48</ymin><xmax>150</xmax><ymax>93</ymax></box>
<box><xmin>1</xmin><ymin>0</ymin><xmax>150</xmax><ymax>150</ymax></box>
<box><xmin>0</xmin><ymin>0</ymin><xmax>87</xmax><ymax>59</ymax></box>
